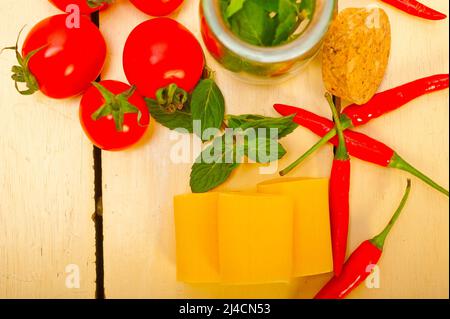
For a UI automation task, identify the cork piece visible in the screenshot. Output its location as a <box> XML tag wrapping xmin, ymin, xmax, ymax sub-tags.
<box><xmin>322</xmin><ymin>7</ymin><xmax>391</xmax><ymax>105</ymax></box>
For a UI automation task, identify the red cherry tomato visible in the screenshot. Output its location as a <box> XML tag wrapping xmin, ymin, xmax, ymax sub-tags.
<box><xmin>20</xmin><ymin>14</ymin><xmax>106</xmax><ymax>98</ymax></box>
<box><xmin>49</xmin><ymin>0</ymin><xmax>109</xmax><ymax>14</ymax></box>
<box><xmin>79</xmin><ymin>80</ymin><xmax>150</xmax><ymax>151</ymax></box>
<box><xmin>123</xmin><ymin>17</ymin><xmax>205</xmax><ymax>98</ymax></box>
<box><xmin>130</xmin><ymin>0</ymin><xmax>184</xmax><ymax>16</ymax></box>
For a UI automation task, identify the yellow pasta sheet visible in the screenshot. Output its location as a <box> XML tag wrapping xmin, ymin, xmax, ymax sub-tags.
<box><xmin>174</xmin><ymin>178</ymin><xmax>333</xmax><ymax>284</ymax></box>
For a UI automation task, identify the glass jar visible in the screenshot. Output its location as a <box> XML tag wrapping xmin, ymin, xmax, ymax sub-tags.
<box><xmin>200</xmin><ymin>0</ymin><xmax>337</xmax><ymax>84</ymax></box>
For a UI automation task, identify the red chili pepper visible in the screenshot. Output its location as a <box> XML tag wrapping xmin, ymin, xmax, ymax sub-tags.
<box><xmin>276</xmin><ymin>74</ymin><xmax>449</xmax><ymax>159</ymax></box>
<box><xmin>315</xmin><ymin>179</ymin><xmax>412</xmax><ymax>299</ymax></box>
<box><xmin>380</xmin><ymin>0</ymin><xmax>447</xmax><ymax>20</ymax></box>
<box><xmin>343</xmin><ymin>74</ymin><xmax>449</xmax><ymax>126</ymax></box>
<box><xmin>326</xmin><ymin>93</ymin><xmax>350</xmax><ymax>276</ymax></box>
<box><xmin>275</xmin><ymin>105</ymin><xmax>448</xmax><ymax>196</ymax></box>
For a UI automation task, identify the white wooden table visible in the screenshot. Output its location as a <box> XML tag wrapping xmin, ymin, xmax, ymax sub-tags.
<box><xmin>0</xmin><ymin>0</ymin><xmax>448</xmax><ymax>298</ymax></box>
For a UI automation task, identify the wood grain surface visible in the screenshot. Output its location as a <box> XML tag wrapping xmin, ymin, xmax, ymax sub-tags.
<box><xmin>0</xmin><ymin>0</ymin><xmax>448</xmax><ymax>299</ymax></box>
<box><xmin>0</xmin><ymin>1</ymin><xmax>96</xmax><ymax>298</ymax></box>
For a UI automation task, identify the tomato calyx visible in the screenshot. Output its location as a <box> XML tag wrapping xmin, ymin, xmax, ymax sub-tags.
<box><xmin>1</xmin><ymin>27</ymin><xmax>44</xmax><ymax>96</ymax></box>
<box><xmin>91</xmin><ymin>82</ymin><xmax>144</xmax><ymax>132</ymax></box>
<box><xmin>86</xmin><ymin>0</ymin><xmax>114</xmax><ymax>9</ymax></box>
<box><xmin>155</xmin><ymin>83</ymin><xmax>189</xmax><ymax>113</ymax></box>
<box><xmin>202</xmin><ymin>65</ymin><xmax>216</xmax><ymax>80</ymax></box>
<box><xmin>152</xmin><ymin>67</ymin><xmax>215</xmax><ymax>114</ymax></box>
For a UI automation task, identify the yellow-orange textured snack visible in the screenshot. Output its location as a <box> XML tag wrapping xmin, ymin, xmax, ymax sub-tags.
<box><xmin>257</xmin><ymin>178</ymin><xmax>333</xmax><ymax>277</ymax></box>
<box><xmin>322</xmin><ymin>7</ymin><xmax>391</xmax><ymax>105</ymax></box>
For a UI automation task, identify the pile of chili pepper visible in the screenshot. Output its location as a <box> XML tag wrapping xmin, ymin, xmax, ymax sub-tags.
<box><xmin>274</xmin><ymin>74</ymin><xmax>448</xmax><ymax>298</ymax></box>
<box><xmin>276</xmin><ymin>74</ymin><xmax>449</xmax><ymax>196</ymax></box>
<box><xmin>380</xmin><ymin>0</ymin><xmax>447</xmax><ymax>20</ymax></box>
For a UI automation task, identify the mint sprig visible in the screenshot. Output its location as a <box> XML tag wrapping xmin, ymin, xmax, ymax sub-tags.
<box><xmin>146</xmin><ymin>69</ymin><xmax>299</xmax><ymax>193</ymax></box>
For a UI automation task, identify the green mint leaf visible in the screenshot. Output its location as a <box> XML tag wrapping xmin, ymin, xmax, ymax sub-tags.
<box><xmin>146</xmin><ymin>98</ymin><xmax>193</xmax><ymax>133</ymax></box>
<box><xmin>250</xmin><ymin>0</ymin><xmax>278</xmax><ymax>12</ymax></box>
<box><xmin>227</xmin><ymin>114</ymin><xmax>266</xmax><ymax>127</ymax></box>
<box><xmin>228</xmin><ymin>0</ymin><xmax>277</xmax><ymax>46</ymax></box>
<box><xmin>298</xmin><ymin>0</ymin><xmax>315</xmax><ymax>17</ymax></box>
<box><xmin>226</xmin><ymin>0</ymin><xmax>247</xmax><ymax>18</ymax></box>
<box><xmin>191</xmin><ymin>79</ymin><xmax>226</xmax><ymax>142</ymax></box>
<box><xmin>220</xmin><ymin>0</ymin><xmax>232</xmax><ymax>21</ymax></box>
<box><xmin>190</xmin><ymin>161</ymin><xmax>239</xmax><ymax>193</ymax></box>
<box><xmin>222</xmin><ymin>0</ymin><xmax>307</xmax><ymax>47</ymax></box>
<box><xmin>227</xmin><ymin>114</ymin><xmax>298</xmax><ymax>138</ymax></box>
<box><xmin>273</xmin><ymin>0</ymin><xmax>300</xmax><ymax>45</ymax></box>
<box><xmin>244</xmin><ymin>136</ymin><xmax>287</xmax><ymax>163</ymax></box>
<box><xmin>190</xmin><ymin>136</ymin><xmax>241</xmax><ymax>193</ymax></box>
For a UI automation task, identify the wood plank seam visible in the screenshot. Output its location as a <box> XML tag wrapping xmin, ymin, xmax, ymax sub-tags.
<box><xmin>91</xmin><ymin>10</ymin><xmax>105</xmax><ymax>300</ymax></box>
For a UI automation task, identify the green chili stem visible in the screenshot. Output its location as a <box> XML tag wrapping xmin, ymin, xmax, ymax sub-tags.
<box><xmin>370</xmin><ymin>179</ymin><xmax>412</xmax><ymax>250</ymax></box>
<box><xmin>325</xmin><ymin>93</ymin><xmax>349</xmax><ymax>160</ymax></box>
<box><xmin>390</xmin><ymin>153</ymin><xmax>449</xmax><ymax>197</ymax></box>
<box><xmin>279</xmin><ymin>128</ymin><xmax>336</xmax><ymax>176</ymax></box>
<box><xmin>279</xmin><ymin>114</ymin><xmax>352</xmax><ymax>176</ymax></box>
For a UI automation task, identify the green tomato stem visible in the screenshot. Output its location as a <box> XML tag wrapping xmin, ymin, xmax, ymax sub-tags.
<box><xmin>87</xmin><ymin>0</ymin><xmax>114</xmax><ymax>9</ymax></box>
<box><xmin>1</xmin><ymin>26</ymin><xmax>44</xmax><ymax>96</ymax></box>
<box><xmin>91</xmin><ymin>82</ymin><xmax>142</xmax><ymax>132</ymax></box>
<box><xmin>155</xmin><ymin>83</ymin><xmax>189</xmax><ymax>113</ymax></box>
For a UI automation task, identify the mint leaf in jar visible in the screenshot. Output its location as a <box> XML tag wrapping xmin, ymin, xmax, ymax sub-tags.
<box><xmin>222</xmin><ymin>0</ymin><xmax>315</xmax><ymax>47</ymax></box>
<box><xmin>273</xmin><ymin>0</ymin><xmax>300</xmax><ymax>45</ymax></box>
<box><xmin>228</xmin><ymin>0</ymin><xmax>277</xmax><ymax>46</ymax></box>
<box><xmin>247</xmin><ymin>0</ymin><xmax>278</xmax><ymax>12</ymax></box>
<box><xmin>298</xmin><ymin>0</ymin><xmax>315</xmax><ymax>17</ymax></box>
<box><xmin>225</xmin><ymin>0</ymin><xmax>247</xmax><ymax>18</ymax></box>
